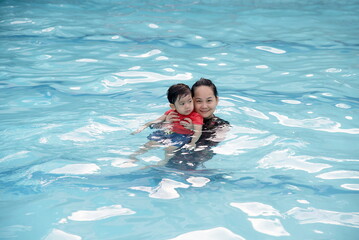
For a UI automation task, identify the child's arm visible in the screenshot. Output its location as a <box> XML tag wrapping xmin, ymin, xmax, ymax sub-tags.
<box><xmin>131</xmin><ymin>114</ymin><xmax>167</xmax><ymax>135</ymax></box>
<box><xmin>185</xmin><ymin>124</ymin><xmax>202</xmax><ymax>149</ymax></box>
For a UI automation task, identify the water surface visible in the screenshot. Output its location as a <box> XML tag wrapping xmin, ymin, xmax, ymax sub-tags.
<box><xmin>1</xmin><ymin>0</ymin><xmax>359</xmax><ymax>239</ymax></box>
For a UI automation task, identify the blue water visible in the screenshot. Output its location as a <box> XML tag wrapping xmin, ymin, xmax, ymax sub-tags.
<box><xmin>1</xmin><ymin>0</ymin><xmax>359</xmax><ymax>239</ymax></box>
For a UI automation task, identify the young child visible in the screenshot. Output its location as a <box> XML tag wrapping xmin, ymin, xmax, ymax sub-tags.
<box><xmin>131</xmin><ymin>83</ymin><xmax>203</xmax><ymax>164</ymax></box>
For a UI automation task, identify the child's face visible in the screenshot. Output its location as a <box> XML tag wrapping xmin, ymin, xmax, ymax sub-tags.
<box><xmin>172</xmin><ymin>94</ymin><xmax>194</xmax><ymax>115</ymax></box>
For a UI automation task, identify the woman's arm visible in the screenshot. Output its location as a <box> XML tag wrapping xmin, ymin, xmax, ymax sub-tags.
<box><xmin>180</xmin><ymin>118</ymin><xmax>194</xmax><ymax>131</ymax></box>
<box><xmin>211</xmin><ymin>124</ymin><xmax>231</xmax><ymax>142</ymax></box>
<box><xmin>131</xmin><ymin>114</ymin><xmax>167</xmax><ymax>134</ymax></box>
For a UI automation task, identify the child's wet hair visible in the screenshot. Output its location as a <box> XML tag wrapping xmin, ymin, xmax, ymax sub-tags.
<box><xmin>167</xmin><ymin>83</ymin><xmax>191</xmax><ymax>104</ymax></box>
<box><xmin>191</xmin><ymin>78</ymin><xmax>218</xmax><ymax>97</ymax></box>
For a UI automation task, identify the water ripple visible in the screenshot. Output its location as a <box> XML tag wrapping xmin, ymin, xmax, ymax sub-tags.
<box><xmin>109</xmin><ymin>71</ymin><xmax>192</xmax><ymax>85</ymax></box>
<box><xmin>258</xmin><ymin>149</ymin><xmax>332</xmax><ymax>173</ymax></box>
<box><xmin>286</xmin><ymin>207</ymin><xmax>359</xmax><ymax>228</ymax></box>
<box><xmin>269</xmin><ymin>112</ymin><xmax>359</xmax><ymax>134</ymax></box>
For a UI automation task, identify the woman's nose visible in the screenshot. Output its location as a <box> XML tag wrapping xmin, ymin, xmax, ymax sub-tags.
<box><xmin>199</xmin><ymin>102</ymin><xmax>207</xmax><ymax>108</ymax></box>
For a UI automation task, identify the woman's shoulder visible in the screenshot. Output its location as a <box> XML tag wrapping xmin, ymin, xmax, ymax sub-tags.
<box><xmin>203</xmin><ymin>115</ymin><xmax>230</xmax><ymax>130</ymax></box>
<box><xmin>213</xmin><ymin>116</ymin><xmax>230</xmax><ymax>126</ymax></box>
<box><xmin>211</xmin><ymin>116</ymin><xmax>230</xmax><ymax>128</ymax></box>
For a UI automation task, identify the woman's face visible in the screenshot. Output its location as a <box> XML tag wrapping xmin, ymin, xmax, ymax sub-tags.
<box><xmin>193</xmin><ymin>86</ymin><xmax>218</xmax><ymax>119</ymax></box>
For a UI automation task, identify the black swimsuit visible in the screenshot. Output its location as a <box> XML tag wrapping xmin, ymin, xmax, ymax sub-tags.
<box><xmin>166</xmin><ymin>115</ymin><xmax>230</xmax><ymax>170</ymax></box>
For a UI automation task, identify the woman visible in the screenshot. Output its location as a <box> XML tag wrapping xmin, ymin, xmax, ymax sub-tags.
<box><xmin>165</xmin><ymin>78</ymin><xmax>230</xmax><ymax>170</ymax></box>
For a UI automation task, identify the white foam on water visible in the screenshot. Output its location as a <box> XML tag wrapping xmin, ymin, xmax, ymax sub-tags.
<box><xmin>281</xmin><ymin>100</ymin><xmax>301</xmax><ymax>104</ymax></box>
<box><xmin>44</xmin><ymin>229</ymin><xmax>82</xmax><ymax>240</ymax></box>
<box><xmin>130</xmin><ymin>178</ymin><xmax>189</xmax><ymax>199</ymax></box>
<box><xmin>248</xmin><ymin>218</ymin><xmax>290</xmax><ymax>237</ymax></box>
<box><xmin>11</xmin><ymin>20</ymin><xmax>33</xmax><ymax>24</ymax></box>
<box><xmin>326</xmin><ymin>68</ymin><xmax>342</xmax><ymax>73</ymax></box>
<box><xmin>156</xmin><ymin>56</ymin><xmax>169</xmax><ymax>60</ymax></box>
<box><xmin>214</xmin><ymin>135</ymin><xmax>278</xmax><ymax>155</ymax></box>
<box><xmin>297</xmin><ymin>199</ymin><xmax>310</xmax><ymax>204</ymax></box>
<box><xmin>60</xmin><ymin>122</ymin><xmax>125</xmax><ymax>142</ymax></box>
<box><xmin>148</xmin><ymin>23</ymin><xmax>159</xmax><ymax>29</ymax></box>
<box><xmin>163</xmin><ymin>68</ymin><xmax>175</xmax><ymax>72</ymax></box>
<box><xmin>316</xmin><ymin>170</ymin><xmax>359</xmax><ymax>179</ymax></box>
<box><xmin>231</xmin><ymin>95</ymin><xmax>256</xmax><ymax>102</ymax></box>
<box><xmin>230</xmin><ymin>202</ymin><xmax>282</xmax><ymax>217</ymax></box>
<box><xmin>256</xmin><ymin>46</ymin><xmax>286</xmax><ymax>54</ymax></box>
<box><xmin>269</xmin><ymin>112</ymin><xmax>359</xmax><ymax>134</ymax></box>
<box><xmin>141</xmin><ymin>156</ymin><xmax>161</xmax><ymax>162</ymax></box>
<box><xmin>256</xmin><ymin>65</ymin><xmax>269</xmax><ymax>69</ymax></box>
<box><xmin>341</xmin><ymin>184</ymin><xmax>359</xmax><ymax>191</ymax></box>
<box><xmin>0</xmin><ymin>151</ymin><xmax>30</xmax><ymax>162</ymax></box>
<box><xmin>75</xmin><ymin>58</ymin><xmax>98</xmax><ymax>62</ymax></box>
<box><xmin>50</xmin><ymin>164</ymin><xmax>100</xmax><ymax>175</ymax></box>
<box><xmin>120</xmin><ymin>49</ymin><xmax>161</xmax><ymax>58</ymax></box>
<box><xmin>186</xmin><ymin>176</ymin><xmax>210</xmax><ymax>187</ymax></box>
<box><xmin>106</xmin><ymin>71</ymin><xmax>192</xmax><ymax>87</ymax></box>
<box><xmin>67</xmin><ymin>205</ymin><xmax>135</xmax><ymax>221</ymax></box>
<box><xmin>167</xmin><ymin>227</ymin><xmax>245</xmax><ymax>240</ymax></box>
<box><xmin>201</xmin><ymin>56</ymin><xmax>216</xmax><ymax>60</ymax></box>
<box><xmin>335</xmin><ymin>103</ymin><xmax>351</xmax><ymax>109</ymax></box>
<box><xmin>239</xmin><ymin>107</ymin><xmax>269</xmax><ymax>120</ymax></box>
<box><xmin>258</xmin><ymin>149</ymin><xmax>331</xmax><ymax>173</ymax></box>
<box><xmin>286</xmin><ymin>207</ymin><xmax>359</xmax><ymax>228</ymax></box>
<box><xmin>129</xmin><ymin>66</ymin><xmax>141</xmax><ymax>70</ymax></box>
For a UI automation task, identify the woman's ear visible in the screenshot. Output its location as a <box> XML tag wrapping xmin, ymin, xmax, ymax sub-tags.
<box><xmin>169</xmin><ymin>103</ymin><xmax>176</xmax><ymax>110</ymax></box>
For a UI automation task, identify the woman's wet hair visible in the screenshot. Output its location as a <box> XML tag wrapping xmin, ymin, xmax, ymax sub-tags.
<box><xmin>191</xmin><ymin>78</ymin><xmax>218</xmax><ymax>97</ymax></box>
<box><xmin>167</xmin><ymin>83</ymin><xmax>191</xmax><ymax>104</ymax></box>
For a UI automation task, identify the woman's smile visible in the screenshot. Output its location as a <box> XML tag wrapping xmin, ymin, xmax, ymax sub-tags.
<box><xmin>193</xmin><ymin>86</ymin><xmax>218</xmax><ymax>119</ymax></box>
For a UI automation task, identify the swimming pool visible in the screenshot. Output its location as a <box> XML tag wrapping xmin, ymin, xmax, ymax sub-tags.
<box><xmin>1</xmin><ymin>0</ymin><xmax>359</xmax><ymax>239</ymax></box>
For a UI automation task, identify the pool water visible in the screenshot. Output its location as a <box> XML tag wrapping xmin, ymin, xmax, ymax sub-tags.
<box><xmin>1</xmin><ymin>0</ymin><xmax>359</xmax><ymax>239</ymax></box>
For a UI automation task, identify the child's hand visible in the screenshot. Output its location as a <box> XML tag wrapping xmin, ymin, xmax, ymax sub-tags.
<box><xmin>131</xmin><ymin>125</ymin><xmax>147</xmax><ymax>135</ymax></box>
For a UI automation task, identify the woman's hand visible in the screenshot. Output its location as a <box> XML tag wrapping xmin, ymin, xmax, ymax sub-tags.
<box><xmin>165</xmin><ymin>111</ymin><xmax>179</xmax><ymax>123</ymax></box>
<box><xmin>165</xmin><ymin>112</ymin><xmax>193</xmax><ymax>130</ymax></box>
<box><xmin>180</xmin><ymin>118</ymin><xmax>194</xmax><ymax>130</ymax></box>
